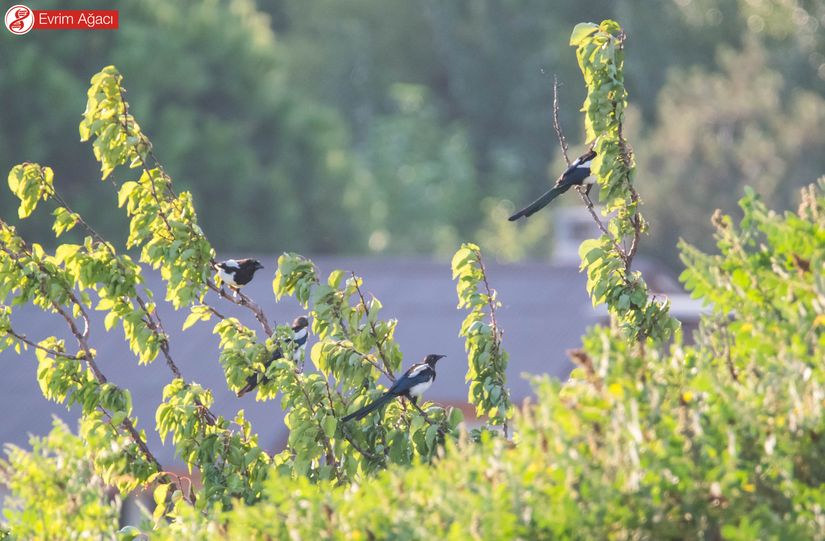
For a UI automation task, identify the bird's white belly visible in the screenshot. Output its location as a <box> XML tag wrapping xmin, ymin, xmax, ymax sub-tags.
<box><xmin>583</xmin><ymin>175</ymin><xmax>595</xmax><ymax>185</ymax></box>
<box><xmin>217</xmin><ymin>268</ymin><xmax>238</xmax><ymax>287</ymax></box>
<box><xmin>293</xmin><ymin>343</ymin><xmax>306</xmax><ymax>362</ymax></box>
<box><xmin>409</xmin><ymin>379</ymin><xmax>432</xmax><ymax>398</ymax></box>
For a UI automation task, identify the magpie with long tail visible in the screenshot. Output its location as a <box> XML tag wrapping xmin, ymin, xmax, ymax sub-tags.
<box><xmin>341</xmin><ymin>354</ymin><xmax>445</xmax><ymax>422</ymax></box>
<box><xmin>236</xmin><ymin>316</ymin><xmax>309</xmax><ymax>397</ymax></box>
<box><xmin>509</xmin><ymin>146</ymin><xmax>597</xmax><ymax>221</ymax></box>
<box><xmin>214</xmin><ymin>258</ymin><xmax>264</xmax><ymax>291</ymax></box>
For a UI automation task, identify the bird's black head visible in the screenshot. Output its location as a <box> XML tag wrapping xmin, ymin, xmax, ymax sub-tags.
<box><xmin>424</xmin><ymin>354</ymin><xmax>446</xmax><ymax>366</ymax></box>
<box><xmin>252</xmin><ymin>260</ymin><xmax>264</xmax><ymax>271</ymax></box>
<box><xmin>292</xmin><ymin>315</ymin><xmax>309</xmax><ymax>331</ymax></box>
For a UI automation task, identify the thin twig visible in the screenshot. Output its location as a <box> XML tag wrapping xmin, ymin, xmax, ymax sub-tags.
<box><xmin>207</xmin><ymin>281</ymin><xmax>273</xmax><ymax>336</ymax></box>
<box><xmin>721</xmin><ymin>322</ymin><xmax>739</xmax><ymax>383</ymax></box>
<box><xmin>552</xmin><ymin>75</ymin><xmax>570</xmax><ymax>166</ymax></box>
<box><xmin>134</xmin><ymin>297</ymin><xmax>179</xmax><ymax>377</ymax></box>
<box><xmin>294</xmin><ymin>371</ymin><xmax>342</xmax><ymax>482</ymax></box>
<box><xmin>52</xmin><ymin>302</ymin><xmax>104</xmax><ymax>379</ymax></box>
<box><xmin>323</xmin><ymin>379</ymin><xmax>381</xmax><ymax>463</ymax></box>
<box><xmin>410</xmin><ymin>400</ymin><xmax>446</xmax><ymax>438</ymax></box>
<box><xmin>574</xmin><ymin>186</ymin><xmax>628</xmax><ymax>265</ymax></box>
<box><xmin>0</xmin><ymin>231</ymin><xmax>174</xmax><ymax>490</ymax></box>
<box><xmin>4</xmin><ymin>327</ymin><xmax>83</xmax><ymax>360</ymax></box>
<box><xmin>351</xmin><ymin>272</ymin><xmax>395</xmax><ymax>379</ymax></box>
<box><xmin>341</xmin><ymin>426</ymin><xmax>381</xmax><ymax>462</ymax></box>
<box><xmin>332</xmin><ymin>342</ymin><xmax>395</xmax><ymax>382</ymax></box>
<box><xmin>205</xmin><ymin>305</ymin><xmax>227</xmax><ymax>320</ymax></box>
<box><xmin>471</xmin><ymin>247</ymin><xmax>509</xmax><ymax>439</ymax></box>
<box><xmin>48</xmin><ymin>178</ymin><xmax>218</xmax><ymax>425</ymax></box>
<box><xmin>617</xmin><ymin>121</ymin><xmax>642</xmax><ymax>272</ymax></box>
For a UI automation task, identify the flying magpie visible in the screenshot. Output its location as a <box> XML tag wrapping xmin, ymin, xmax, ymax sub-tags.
<box><xmin>508</xmin><ymin>146</ymin><xmax>597</xmax><ymax>221</ymax></box>
<box><xmin>214</xmin><ymin>258</ymin><xmax>264</xmax><ymax>290</ymax></box>
<box><xmin>237</xmin><ymin>316</ymin><xmax>309</xmax><ymax>397</ymax></box>
<box><xmin>341</xmin><ymin>354</ymin><xmax>445</xmax><ymax>422</ymax></box>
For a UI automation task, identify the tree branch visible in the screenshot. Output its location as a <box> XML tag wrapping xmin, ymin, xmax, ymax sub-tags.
<box><xmin>351</xmin><ymin>272</ymin><xmax>395</xmax><ymax>380</ymax></box>
<box><xmin>4</xmin><ymin>326</ymin><xmax>83</xmax><ymax>360</ymax></box>
<box><xmin>207</xmin><ymin>281</ymin><xmax>273</xmax><ymax>336</ymax></box>
<box><xmin>470</xmin><ymin>247</ymin><xmax>509</xmax><ymax>439</ymax></box>
<box><xmin>552</xmin><ymin>75</ymin><xmax>571</xmax><ymax>166</ymax></box>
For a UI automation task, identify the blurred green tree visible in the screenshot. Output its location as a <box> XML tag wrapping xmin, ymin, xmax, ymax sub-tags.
<box><xmin>2</xmin><ymin>0</ymin><xmax>824</xmax><ymax>265</ymax></box>
<box><xmin>637</xmin><ymin>39</ymin><xmax>825</xmax><ymax>270</ymax></box>
<box><xmin>0</xmin><ymin>0</ymin><xmax>365</xmax><ymax>253</ymax></box>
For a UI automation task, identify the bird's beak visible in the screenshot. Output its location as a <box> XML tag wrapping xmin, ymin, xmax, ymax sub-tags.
<box><xmin>436</xmin><ymin>354</ymin><xmax>446</xmax><ymax>361</ymax></box>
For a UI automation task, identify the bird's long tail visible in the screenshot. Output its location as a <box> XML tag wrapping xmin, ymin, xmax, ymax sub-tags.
<box><xmin>237</xmin><ymin>347</ymin><xmax>285</xmax><ymax>397</ymax></box>
<box><xmin>508</xmin><ymin>185</ymin><xmax>568</xmax><ymax>221</ymax></box>
<box><xmin>236</xmin><ymin>375</ymin><xmax>259</xmax><ymax>398</ymax></box>
<box><xmin>342</xmin><ymin>393</ymin><xmax>394</xmax><ymax>422</ymax></box>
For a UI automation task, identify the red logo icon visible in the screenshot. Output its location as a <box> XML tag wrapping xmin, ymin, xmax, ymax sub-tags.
<box><xmin>5</xmin><ymin>4</ymin><xmax>34</xmax><ymax>35</ymax></box>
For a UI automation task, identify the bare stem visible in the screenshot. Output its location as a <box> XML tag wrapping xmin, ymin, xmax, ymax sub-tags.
<box><xmin>4</xmin><ymin>327</ymin><xmax>83</xmax><ymax>360</ymax></box>
<box><xmin>332</xmin><ymin>342</ymin><xmax>395</xmax><ymax>382</ymax></box>
<box><xmin>552</xmin><ymin>75</ymin><xmax>571</xmax><ymax>166</ymax></box>
<box><xmin>351</xmin><ymin>272</ymin><xmax>395</xmax><ymax>379</ymax></box>
<box><xmin>207</xmin><ymin>281</ymin><xmax>273</xmax><ymax>336</ymax></box>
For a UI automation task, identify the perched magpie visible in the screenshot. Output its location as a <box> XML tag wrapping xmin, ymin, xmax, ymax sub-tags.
<box><xmin>214</xmin><ymin>258</ymin><xmax>264</xmax><ymax>290</ymax></box>
<box><xmin>509</xmin><ymin>146</ymin><xmax>597</xmax><ymax>221</ymax></box>
<box><xmin>341</xmin><ymin>354</ymin><xmax>445</xmax><ymax>422</ymax></box>
<box><xmin>237</xmin><ymin>316</ymin><xmax>309</xmax><ymax>397</ymax></box>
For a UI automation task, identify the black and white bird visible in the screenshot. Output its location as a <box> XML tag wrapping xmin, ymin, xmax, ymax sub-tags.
<box><xmin>509</xmin><ymin>146</ymin><xmax>597</xmax><ymax>221</ymax></box>
<box><xmin>214</xmin><ymin>258</ymin><xmax>264</xmax><ymax>291</ymax></box>
<box><xmin>237</xmin><ymin>316</ymin><xmax>309</xmax><ymax>397</ymax></box>
<box><xmin>341</xmin><ymin>354</ymin><xmax>445</xmax><ymax>422</ymax></box>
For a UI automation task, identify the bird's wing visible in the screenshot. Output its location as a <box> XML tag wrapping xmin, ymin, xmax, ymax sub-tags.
<box><xmin>389</xmin><ymin>364</ymin><xmax>433</xmax><ymax>394</ymax></box>
<box><xmin>217</xmin><ymin>259</ymin><xmax>239</xmax><ymax>271</ymax></box>
<box><xmin>554</xmin><ymin>149</ymin><xmax>596</xmax><ymax>188</ymax></box>
<box><xmin>292</xmin><ymin>327</ymin><xmax>308</xmax><ymax>346</ymax></box>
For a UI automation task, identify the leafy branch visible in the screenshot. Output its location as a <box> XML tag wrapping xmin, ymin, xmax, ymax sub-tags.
<box><xmin>452</xmin><ymin>243</ymin><xmax>512</xmax><ymax>437</ymax></box>
<box><xmin>567</xmin><ymin>21</ymin><xmax>678</xmax><ymax>344</ymax></box>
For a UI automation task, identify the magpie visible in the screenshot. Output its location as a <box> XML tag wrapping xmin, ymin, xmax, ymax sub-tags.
<box><xmin>214</xmin><ymin>258</ymin><xmax>264</xmax><ymax>290</ymax></box>
<box><xmin>509</xmin><ymin>146</ymin><xmax>597</xmax><ymax>221</ymax></box>
<box><xmin>341</xmin><ymin>354</ymin><xmax>445</xmax><ymax>422</ymax></box>
<box><xmin>237</xmin><ymin>316</ymin><xmax>309</xmax><ymax>397</ymax></box>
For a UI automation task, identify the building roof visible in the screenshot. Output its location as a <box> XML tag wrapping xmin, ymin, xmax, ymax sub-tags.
<box><xmin>0</xmin><ymin>255</ymin><xmax>676</xmax><ymax>467</ymax></box>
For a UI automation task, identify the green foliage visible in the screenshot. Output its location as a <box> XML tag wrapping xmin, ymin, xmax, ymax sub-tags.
<box><xmin>271</xmin><ymin>253</ymin><xmax>462</xmax><ymax>480</ymax></box>
<box><xmin>571</xmin><ymin>21</ymin><xmax>678</xmax><ymax>343</ymax></box>
<box><xmin>452</xmin><ymin>243</ymin><xmax>512</xmax><ymax>433</ymax></box>
<box><xmin>156</xmin><ymin>380</ymin><xmax>269</xmax><ymax>507</ymax></box>
<box><xmin>81</xmin><ymin>66</ymin><xmax>213</xmax><ymax>309</ymax></box>
<box><xmin>141</xmin><ymin>177</ymin><xmax>823</xmax><ymax>541</ymax></box>
<box><xmin>1</xmin><ymin>62</ymin><xmax>484</xmax><ymax>537</ymax></box>
<box><xmin>0</xmin><ymin>418</ymin><xmax>121</xmax><ymax>539</ymax></box>
<box><xmin>7</xmin><ymin>164</ymin><xmax>54</xmax><ymax>220</ymax></box>
<box><xmin>637</xmin><ymin>40</ymin><xmax>825</xmax><ymax>270</ymax></box>
<box><xmin>2</xmin><ymin>16</ymin><xmax>824</xmax><ymax>540</ymax></box>
<box><xmin>1</xmin><ymin>0</ymin><xmax>366</xmax><ymax>254</ymax></box>
<box><xmin>3</xmin><ymin>1</ymin><xmax>823</xmax><ymax>263</ymax></box>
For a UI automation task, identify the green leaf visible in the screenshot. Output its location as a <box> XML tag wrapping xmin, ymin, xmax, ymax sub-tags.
<box><xmin>321</xmin><ymin>415</ymin><xmax>337</xmax><ymax>438</ymax></box>
<box><xmin>54</xmin><ymin>244</ymin><xmax>81</xmax><ymax>264</ymax></box>
<box><xmin>425</xmin><ymin>424</ymin><xmax>439</xmax><ymax>449</ymax></box>
<box><xmin>569</xmin><ymin>22</ymin><xmax>598</xmax><ymax>46</ymax></box>
<box><xmin>153</xmin><ymin>483</ymin><xmax>170</xmax><ymax>522</ymax></box>
<box><xmin>117</xmin><ymin>181</ymin><xmax>139</xmax><ymax>208</ymax></box>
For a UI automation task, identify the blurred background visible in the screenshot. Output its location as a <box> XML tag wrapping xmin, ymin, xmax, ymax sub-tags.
<box><xmin>1</xmin><ymin>0</ymin><xmax>824</xmax><ymax>462</ymax></box>
<box><xmin>2</xmin><ymin>0</ymin><xmax>823</xmax><ymax>271</ymax></box>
